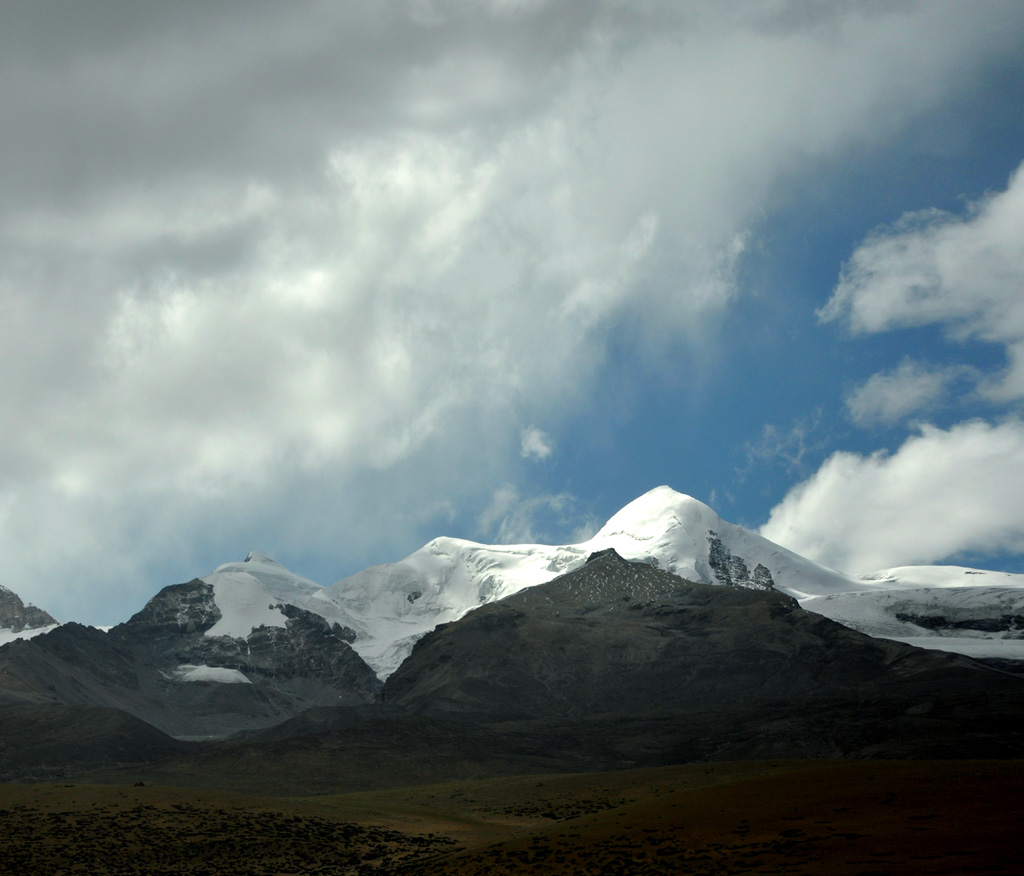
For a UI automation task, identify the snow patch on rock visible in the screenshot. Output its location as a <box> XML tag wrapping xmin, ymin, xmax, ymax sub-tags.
<box><xmin>0</xmin><ymin>624</ymin><xmax>59</xmax><ymax>646</ymax></box>
<box><xmin>173</xmin><ymin>664</ymin><xmax>251</xmax><ymax>684</ymax></box>
<box><xmin>203</xmin><ymin>572</ymin><xmax>289</xmax><ymax>638</ymax></box>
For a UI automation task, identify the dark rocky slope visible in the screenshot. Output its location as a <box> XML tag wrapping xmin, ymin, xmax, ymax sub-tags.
<box><xmin>385</xmin><ymin>549</ymin><xmax>1013</xmax><ymax>721</ymax></box>
<box><xmin>0</xmin><ymin>701</ymin><xmax>189</xmax><ymax>782</ymax></box>
<box><xmin>0</xmin><ymin>579</ymin><xmax>381</xmax><ymax>739</ymax></box>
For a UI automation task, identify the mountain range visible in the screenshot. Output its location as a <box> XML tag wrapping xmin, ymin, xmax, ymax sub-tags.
<box><xmin>2</xmin><ymin>486</ymin><xmax>1024</xmax><ymax>782</ymax></box>
<box><xmin>8</xmin><ymin>487</ymin><xmax>1024</xmax><ymax>679</ymax></box>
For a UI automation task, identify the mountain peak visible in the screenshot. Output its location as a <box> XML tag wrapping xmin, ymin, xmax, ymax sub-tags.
<box><xmin>592</xmin><ymin>487</ymin><xmax>718</xmax><ymax>541</ymax></box>
<box><xmin>317</xmin><ymin>485</ymin><xmax>870</xmax><ymax>679</ymax></box>
<box><xmin>585</xmin><ymin>547</ymin><xmax>627</xmax><ymax>564</ymax></box>
<box><xmin>243</xmin><ymin>550</ymin><xmax>280</xmax><ymax>566</ymax></box>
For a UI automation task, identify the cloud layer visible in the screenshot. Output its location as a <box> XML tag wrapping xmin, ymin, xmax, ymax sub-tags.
<box><xmin>3</xmin><ymin>2</ymin><xmax>1024</xmax><ymax>619</ymax></box>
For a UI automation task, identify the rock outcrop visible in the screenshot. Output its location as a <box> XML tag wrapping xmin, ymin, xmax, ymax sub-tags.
<box><xmin>706</xmin><ymin>532</ymin><xmax>775</xmax><ymax>590</ymax></box>
<box><xmin>0</xmin><ymin>585</ymin><xmax>57</xmax><ymax>632</ymax></box>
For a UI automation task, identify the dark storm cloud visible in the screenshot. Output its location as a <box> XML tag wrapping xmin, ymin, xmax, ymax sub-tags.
<box><xmin>0</xmin><ymin>1</ymin><xmax>601</xmax><ymax>210</ymax></box>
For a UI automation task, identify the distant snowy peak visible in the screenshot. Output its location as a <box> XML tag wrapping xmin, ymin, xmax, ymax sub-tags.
<box><xmin>588</xmin><ymin>485</ymin><xmax>716</xmax><ymax>544</ymax></box>
<box><xmin>324</xmin><ymin>537</ymin><xmax>587</xmax><ymax>678</ymax></box>
<box><xmin>857</xmin><ymin>565</ymin><xmax>1024</xmax><ymax>590</ymax></box>
<box><xmin>201</xmin><ymin>553</ymin><xmax>358</xmax><ymax>640</ymax></box>
<box><xmin>209</xmin><ymin>552</ymin><xmax>322</xmax><ymax>597</ymax></box>
<box><xmin>201</xmin><ymin>492</ymin><xmax>839</xmax><ymax>663</ymax></box>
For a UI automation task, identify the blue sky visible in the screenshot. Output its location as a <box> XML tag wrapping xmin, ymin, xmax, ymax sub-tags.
<box><xmin>3</xmin><ymin>2</ymin><xmax>1024</xmax><ymax>624</ymax></box>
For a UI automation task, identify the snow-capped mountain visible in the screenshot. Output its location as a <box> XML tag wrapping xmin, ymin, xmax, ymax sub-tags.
<box><xmin>0</xmin><ymin>568</ymin><xmax>380</xmax><ymax>738</ymax></box>
<box><xmin>383</xmin><ymin>547</ymin><xmax>1011</xmax><ymax>724</ymax></box>
<box><xmin>321</xmin><ymin>486</ymin><xmax>878</xmax><ymax>677</ymax></box>
<box><xmin>201</xmin><ymin>550</ymin><xmax>334</xmax><ymax>638</ymax></box>
<box><xmin>5</xmin><ymin>486</ymin><xmax>1024</xmax><ymax>745</ymax></box>
<box><xmin>803</xmin><ymin>566</ymin><xmax>1024</xmax><ymax>662</ymax></box>
<box><xmin>188</xmin><ymin>487</ymin><xmax>1024</xmax><ymax>679</ymax></box>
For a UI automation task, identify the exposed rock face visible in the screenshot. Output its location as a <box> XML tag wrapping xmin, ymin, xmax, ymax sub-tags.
<box><xmin>143</xmin><ymin>600</ymin><xmax>375</xmax><ymax>696</ymax></box>
<box><xmin>0</xmin><ymin>585</ymin><xmax>57</xmax><ymax>632</ymax></box>
<box><xmin>0</xmin><ymin>580</ymin><xmax>381</xmax><ymax>739</ymax></box>
<box><xmin>706</xmin><ymin>532</ymin><xmax>775</xmax><ymax>590</ymax></box>
<box><xmin>752</xmin><ymin>563</ymin><xmax>775</xmax><ymax>590</ymax></box>
<box><xmin>894</xmin><ymin>612</ymin><xmax>1024</xmax><ymax>634</ymax></box>
<box><xmin>123</xmin><ymin>580</ymin><xmax>221</xmax><ymax>637</ymax></box>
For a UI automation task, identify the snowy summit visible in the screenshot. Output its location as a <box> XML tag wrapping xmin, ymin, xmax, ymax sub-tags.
<box><xmin>189</xmin><ymin>487</ymin><xmax>1024</xmax><ymax>679</ymax></box>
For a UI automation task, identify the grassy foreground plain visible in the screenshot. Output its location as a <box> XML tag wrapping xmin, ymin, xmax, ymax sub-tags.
<box><xmin>0</xmin><ymin>759</ymin><xmax>1020</xmax><ymax>875</ymax></box>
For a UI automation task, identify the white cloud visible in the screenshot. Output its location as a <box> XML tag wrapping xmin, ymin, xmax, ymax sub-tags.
<box><xmin>821</xmin><ymin>160</ymin><xmax>1024</xmax><ymax>402</ymax></box>
<box><xmin>520</xmin><ymin>427</ymin><xmax>554</xmax><ymax>461</ymax></box>
<box><xmin>761</xmin><ymin>420</ymin><xmax>1024</xmax><ymax>575</ymax></box>
<box><xmin>789</xmin><ymin>154</ymin><xmax>1024</xmax><ymax>575</ymax></box>
<box><xmin>1</xmin><ymin>3</ymin><xmax>1023</xmax><ymax>620</ymax></box>
<box><xmin>845</xmin><ymin>359</ymin><xmax>967</xmax><ymax>427</ymax></box>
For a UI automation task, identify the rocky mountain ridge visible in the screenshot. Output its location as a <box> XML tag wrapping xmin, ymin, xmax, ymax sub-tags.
<box><xmin>384</xmin><ymin>548</ymin><xmax>1003</xmax><ymax>721</ymax></box>
<box><xmin>3</xmin><ymin>545</ymin><xmax>1024</xmax><ymax>783</ymax></box>
<box><xmin>4</xmin><ymin>486</ymin><xmax>1024</xmax><ymax>744</ymax></box>
<box><xmin>0</xmin><ymin>585</ymin><xmax>57</xmax><ymax>637</ymax></box>
<box><xmin>0</xmin><ymin>577</ymin><xmax>379</xmax><ymax>738</ymax></box>
<box><xmin>10</xmin><ymin>489</ymin><xmax>1024</xmax><ymax>678</ymax></box>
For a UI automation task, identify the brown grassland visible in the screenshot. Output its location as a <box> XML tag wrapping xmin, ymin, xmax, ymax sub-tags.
<box><xmin>0</xmin><ymin>759</ymin><xmax>1020</xmax><ymax>875</ymax></box>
